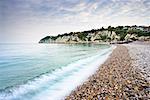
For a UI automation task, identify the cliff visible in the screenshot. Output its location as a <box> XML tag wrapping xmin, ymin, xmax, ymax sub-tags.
<box><xmin>39</xmin><ymin>26</ymin><xmax>150</xmax><ymax>44</ymax></box>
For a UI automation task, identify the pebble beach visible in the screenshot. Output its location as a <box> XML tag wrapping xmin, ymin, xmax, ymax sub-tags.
<box><xmin>66</xmin><ymin>43</ymin><xmax>150</xmax><ymax>99</ymax></box>
<box><xmin>125</xmin><ymin>42</ymin><xmax>150</xmax><ymax>81</ymax></box>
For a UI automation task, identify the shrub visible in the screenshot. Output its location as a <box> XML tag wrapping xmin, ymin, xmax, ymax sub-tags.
<box><xmin>100</xmin><ymin>34</ymin><xmax>108</xmax><ymax>40</ymax></box>
<box><xmin>127</xmin><ymin>29</ymin><xmax>150</xmax><ymax>37</ymax></box>
<box><xmin>77</xmin><ymin>32</ymin><xmax>88</xmax><ymax>41</ymax></box>
<box><xmin>120</xmin><ymin>32</ymin><xmax>127</xmax><ymax>41</ymax></box>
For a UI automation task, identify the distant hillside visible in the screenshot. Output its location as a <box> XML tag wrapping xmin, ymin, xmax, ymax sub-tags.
<box><xmin>39</xmin><ymin>26</ymin><xmax>150</xmax><ymax>44</ymax></box>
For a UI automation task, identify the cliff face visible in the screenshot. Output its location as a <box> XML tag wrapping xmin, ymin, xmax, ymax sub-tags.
<box><xmin>39</xmin><ymin>31</ymin><xmax>118</xmax><ymax>43</ymax></box>
<box><xmin>39</xmin><ymin>26</ymin><xmax>150</xmax><ymax>44</ymax></box>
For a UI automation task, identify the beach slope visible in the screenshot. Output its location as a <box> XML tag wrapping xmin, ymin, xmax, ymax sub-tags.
<box><xmin>66</xmin><ymin>45</ymin><xmax>150</xmax><ymax>99</ymax></box>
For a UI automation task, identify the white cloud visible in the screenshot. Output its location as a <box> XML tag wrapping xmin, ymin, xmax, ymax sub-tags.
<box><xmin>0</xmin><ymin>0</ymin><xmax>149</xmax><ymax>43</ymax></box>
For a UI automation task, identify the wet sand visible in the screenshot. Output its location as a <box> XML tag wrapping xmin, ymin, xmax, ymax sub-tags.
<box><xmin>66</xmin><ymin>45</ymin><xmax>150</xmax><ymax>100</ymax></box>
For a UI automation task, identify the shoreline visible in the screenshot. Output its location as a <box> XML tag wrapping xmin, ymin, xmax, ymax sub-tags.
<box><xmin>65</xmin><ymin>44</ymin><xmax>150</xmax><ymax>99</ymax></box>
<box><xmin>39</xmin><ymin>41</ymin><xmax>111</xmax><ymax>45</ymax></box>
<box><xmin>0</xmin><ymin>44</ymin><xmax>115</xmax><ymax>100</ymax></box>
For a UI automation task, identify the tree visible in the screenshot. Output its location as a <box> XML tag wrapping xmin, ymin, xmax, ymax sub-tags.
<box><xmin>101</xmin><ymin>27</ymin><xmax>105</xmax><ymax>30</ymax></box>
<box><xmin>108</xmin><ymin>26</ymin><xmax>111</xmax><ymax>30</ymax></box>
<box><xmin>108</xmin><ymin>26</ymin><xmax>115</xmax><ymax>32</ymax></box>
<box><xmin>116</xmin><ymin>26</ymin><xmax>123</xmax><ymax>30</ymax></box>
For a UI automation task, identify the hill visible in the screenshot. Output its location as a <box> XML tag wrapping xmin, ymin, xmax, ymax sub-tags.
<box><xmin>39</xmin><ymin>26</ymin><xmax>150</xmax><ymax>44</ymax></box>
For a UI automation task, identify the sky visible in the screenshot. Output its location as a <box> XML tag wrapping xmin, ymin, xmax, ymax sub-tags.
<box><xmin>0</xmin><ymin>0</ymin><xmax>150</xmax><ymax>43</ymax></box>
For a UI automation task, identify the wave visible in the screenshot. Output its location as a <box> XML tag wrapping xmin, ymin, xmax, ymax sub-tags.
<box><xmin>0</xmin><ymin>46</ymin><xmax>115</xmax><ymax>100</ymax></box>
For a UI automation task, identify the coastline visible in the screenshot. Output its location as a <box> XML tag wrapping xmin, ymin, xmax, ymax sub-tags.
<box><xmin>39</xmin><ymin>41</ymin><xmax>111</xmax><ymax>45</ymax></box>
<box><xmin>0</xmin><ymin>43</ymin><xmax>114</xmax><ymax>100</ymax></box>
<box><xmin>65</xmin><ymin>44</ymin><xmax>150</xmax><ymax>99</ymax></box>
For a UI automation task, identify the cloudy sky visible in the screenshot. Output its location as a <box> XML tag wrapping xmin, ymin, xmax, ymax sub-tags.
<box><xmin>0</xmin><ymin>0</ymin><xmax>150</xmax><ymax>43</ymax></box>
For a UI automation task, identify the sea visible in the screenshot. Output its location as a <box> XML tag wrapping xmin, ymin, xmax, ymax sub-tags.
<box><xmin>0</xmin><ymin>43</ymin><xmax>115</xmax><ymax>100</ymax></box>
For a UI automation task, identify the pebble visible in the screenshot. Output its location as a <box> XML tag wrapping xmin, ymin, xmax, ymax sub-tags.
<box><xmin>65</xmin><ymin>44</ymin><xmax>150</xmax><ymax>100</ymax></box>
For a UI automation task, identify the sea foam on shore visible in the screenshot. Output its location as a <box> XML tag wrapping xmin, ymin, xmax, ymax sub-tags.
<box><xmin>66</xmin><ymin>45</ymin><xmax>150</xmax><ymax>100</ymax></box>
<box><xmin>0</xmin><ymin>45</ymin><xmax>115</xmax><ymax>100</ymax></box>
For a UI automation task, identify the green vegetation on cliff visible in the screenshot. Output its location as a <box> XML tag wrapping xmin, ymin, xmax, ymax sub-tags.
<box><xmin>39</xmin><ymin>25</ymin><xmax>150</xmax><ymax>43</ymax></box>
<box><xmin>77</xmin><ymin>32</ymin><xmax>88</xmax><ymax>41</ymax></box>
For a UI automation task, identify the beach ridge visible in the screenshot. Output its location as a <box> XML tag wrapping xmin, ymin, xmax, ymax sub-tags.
<box><xmin>66</xmin><ymin>44</ymin><xmax>150</xmax><ymax>99</ymax></box>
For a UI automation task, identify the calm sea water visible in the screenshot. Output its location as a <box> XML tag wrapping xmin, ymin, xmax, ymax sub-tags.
<box><xmin>0</xmin><ymin>43</ymin><xmax>114</xmax><ymax>100</ymax></box>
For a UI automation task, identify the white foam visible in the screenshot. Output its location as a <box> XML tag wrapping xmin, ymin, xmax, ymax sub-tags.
<box><xmin>0</xmin><ymin>46</ymin><xmax>116</xmax><ymax>100</ymax></box>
